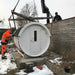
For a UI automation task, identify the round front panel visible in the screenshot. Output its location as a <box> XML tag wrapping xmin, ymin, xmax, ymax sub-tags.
<box><xmin>18</xmin><ymin>22</ymin><xmax>51</xmax><ymax>57</ymax></box>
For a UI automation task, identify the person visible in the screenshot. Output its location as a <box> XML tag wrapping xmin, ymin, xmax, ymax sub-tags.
<box><xmin>53</xmin><ymin>12</ymin><xmax>62</xmax><ymax>22</ymax></box>
<box><xmin>1</xmin><ymin>29</ymin><xmax>14</xmax><ymax>59</ymax></box>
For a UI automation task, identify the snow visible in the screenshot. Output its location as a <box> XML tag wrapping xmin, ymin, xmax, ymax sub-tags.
<box><xmin>0</xmin><ymin>53</ymin><xmax>17</xmax><ymax>74</ymax></box>
<box><xmin>15</xmin><ymin>70</ymin><xmax>27</xmax><ymax>75</ymax></box>
<box><xmin>49</xmin><ymin>57</ymin><xmax>62</xmax><ymax>65</ymax></box>
<box><xmin>15</xmin><ymin>65</ymin><xmax>54</xmax><ymax>75</ymax></box>
<box><xmin>73</xmin><ymin>74</ymin><xmax>75</xmax><ymax>75</ymax></box>
<box><xmin>28</xmin><ymin>65</ymin><xmax>54</xmax><ymax>75</ymax></box>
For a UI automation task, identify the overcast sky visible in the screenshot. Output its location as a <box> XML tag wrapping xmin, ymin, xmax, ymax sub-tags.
<box><xmin>0</xmin><ymin>0</ymin><xmax>75</xmax><ymax>27</ymax></box>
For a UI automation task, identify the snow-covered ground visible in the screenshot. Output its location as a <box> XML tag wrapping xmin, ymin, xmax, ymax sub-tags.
<box><xmin>0</xmin><ymin>41</ymin><xmax>54</xmax><ymax>75</ymax></box>
<box><xmin>0</xmin><ymin>51</ymin><xmax>75</xmax><ymax>75</ymax></box>
<box><xmin>0</xmin><ymin>53</ymin><xmax>17</xmax><ymax>74</ymax></box>
<box><xmin>28</xmin><ymin>65</ymin><xmax>54</xmax><ymax>75</ymax></box>
<box><xmin>49</xmin><ymin>57</ymin><xmax>62</xmax><ymax>65</ymax></box>
<box><xmin>0</xmin><ymin>50</ymin><xmax>54</xmax><ymax>75</ymax></box>
<box><xmin>15</xmin><ymin>65</ymin><xmax>54</xmax><ymax>75</ymax></box>
<box><xmin>0</xmin><ymin>53</ymin><xmax>54</xmax><ymax>75</ymax></box>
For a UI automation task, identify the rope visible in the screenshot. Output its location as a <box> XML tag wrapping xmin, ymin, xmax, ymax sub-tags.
<box><xmin>12</xmin><ymin>0</ymin><xmax>20</xmax><ymax>29</ymax></box>
<box><xmin>13</xmin><ymin>0</ymin><xmax>20</xmax><ymax>11</ymax></box>
<box><xmin>9</xmin><ymin>20</ymin><xmax>12</xmax><ymax>29</ymax></box>
<box><xmin>8</xmin><ymin>0</ymin><xmax>20</xmax><ymax>30</ymax></box>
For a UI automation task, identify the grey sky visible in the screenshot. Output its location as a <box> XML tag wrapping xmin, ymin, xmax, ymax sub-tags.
<box><xmin>0</xmin><ymin>0</ymin><xmax>75</xmax><ymax>27</ymax></box>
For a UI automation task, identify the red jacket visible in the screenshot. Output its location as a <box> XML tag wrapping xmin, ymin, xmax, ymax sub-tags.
<box><xmin>1</xmin><ymin>30</ymin><xmax>12</xmax><ymax>42</ymax></box>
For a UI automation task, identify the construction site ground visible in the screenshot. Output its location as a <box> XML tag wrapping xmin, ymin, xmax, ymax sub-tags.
<box><xmin>0</xmin><ymin>44</ymin><xmax>74</xmax><ymax>75</ymax></box>
<box><xmin>4</xmin><ymin>45</ymin><xmax>74</xmax><ymax>75</ymax></box>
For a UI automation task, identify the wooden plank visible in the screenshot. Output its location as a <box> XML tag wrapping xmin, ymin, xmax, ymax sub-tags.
<box><xmin>17</xmin><ymin>50</ymin><xmax>24</xmax><ymax>57</ymax></box>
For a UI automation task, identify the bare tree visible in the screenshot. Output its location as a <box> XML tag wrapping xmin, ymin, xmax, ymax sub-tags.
<box><xmin>17</xmin><ymin>2</ymin><xmax>38</xmax><ymax>26</ymax></box>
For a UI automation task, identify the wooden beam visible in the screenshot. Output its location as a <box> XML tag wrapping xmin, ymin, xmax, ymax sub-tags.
<box><xmin>12</xmin><ymin>11</ymin><xmax>34</xmax><ymax>21</ymax></box>
<box><xmin>9</xmin><ymin>11</ymin><xmax>52</xmax><ymax>21</ymax></box>
<box><xmin>9</xmin><ymin>17</ymin><xmax>52</xmax><ymax>21</ymax></box>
